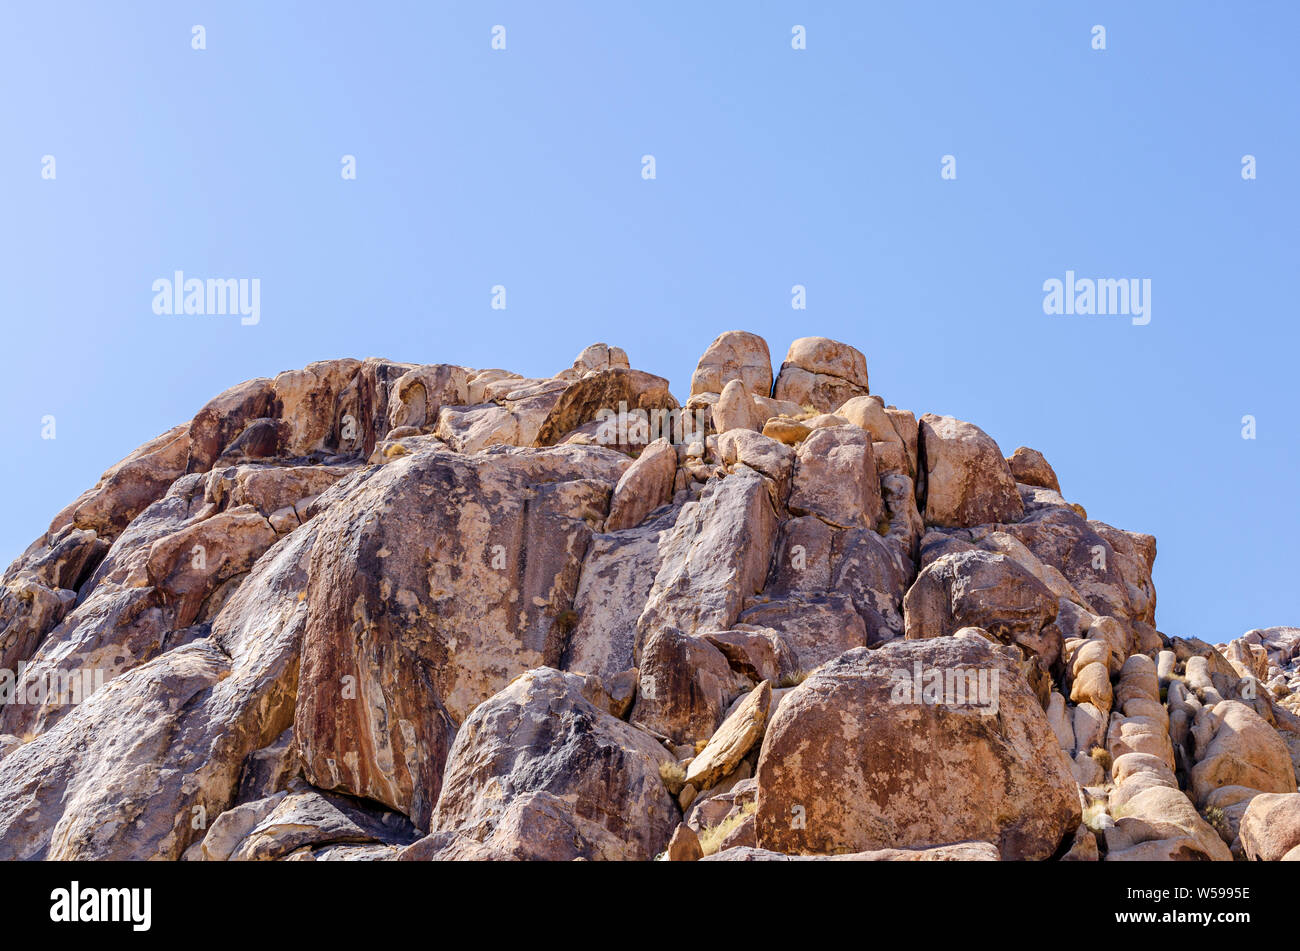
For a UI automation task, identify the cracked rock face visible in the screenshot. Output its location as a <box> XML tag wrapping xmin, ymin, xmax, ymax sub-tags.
<box><xmin>0</xmin><ymin>331</ymin><xmax>1294</xmax><ymax>862</ymax></box>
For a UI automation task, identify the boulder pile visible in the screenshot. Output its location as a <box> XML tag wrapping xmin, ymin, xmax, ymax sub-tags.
<box><xmin>0</xmin><ymin>332</ymin><xmax>1295</xmax><ymax>861</ymax></box>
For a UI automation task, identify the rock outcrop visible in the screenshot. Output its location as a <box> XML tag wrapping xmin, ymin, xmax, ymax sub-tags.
<box><xmin>0</xmin><ymin>331</ymin><xmax>1293</xmax><ymax>862</ymax></box>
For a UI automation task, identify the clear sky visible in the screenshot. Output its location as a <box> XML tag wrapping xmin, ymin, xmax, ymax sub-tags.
<box><xmin>2</xmin><ymin>2</ymin><xmax>1296</xmax><ymax>643</ymax></box>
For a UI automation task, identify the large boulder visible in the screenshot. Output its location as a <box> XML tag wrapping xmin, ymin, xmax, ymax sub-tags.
<box><xmin>772</xmin><ymin>338</ymin><xmax>870</xmax><ymax>413</ymax></box>
<box><xmin>787</xmin><ymin>427</ymin><xmax>883</xmax><ymax>530</ymax></box>
<box><xmin>1007</xmin><ymin>447</ymin><xmax>1061</xmax><ymax>494</ymax></box>
<box><xmin>1104</xmin><ymin>786</ymin><xmax>1232</xmax><ymax>861</ymax></box>
<box><xmin>716</xmin><ymin>429</ymin><xmax>796</xmax><ymax>492</ymax></box>
<box><xmin>635</xmin><ymin>468</ymin><xmax>779</xmax><ymax>638</ymax></box>
<box><xmin>903</xmin><ymin>550</ymin><xmax>1058</xmax><ymax>657</ymax></box>
<box><xmin>406</xmin><ymin>668</ymin><xmax>678</xmax><ymax>861</ymax></box>
<box><xmin>629</xmin><ymin>627</ymin><xmax>749</xmax><ymax>745</ymax></box>
<box><xmin>690</xmin><ymin>331</ymin><xmax>774</xmax><ymax>399</ymax></box>
<box><xmin>754</xmin><ymin>636</ymin><xmax>1079</xmax><ymax>859</ymax></box>
<box><xmin>605</xmin><ymin>438</ymin><xmax>678</xmax><ymax>531</ymax></box>
<box><xmin>712</xmin><ymin>379</ymin><xmax>763</xmax><ymax>435</ymax></box>
<box><xmin>1189</xmin><ymin>700</ymin><xmax>1298</xmax><ymax>805</ymax></box>
<box><xmin>385</xmin><ymin>364</ymin><xmax>471</xmax><ymax>432</ymax></box>
<box><xmin>271</xmin><ymin>358</ymin><xmax>362</xmax><ymax>455</ymax></box>
<box><xmin>918</xmin><ymin>414</ymin><xmax>1024</xmax><ymax>528</ymax></box>
<box><xmin>836</xmin><ymin>396</ymin><xmax>910</xmax><ymax>475</ymax></box>
<box><xmin>999</xmin><ymin>508</ymin><xmax>1156</xmax><ymax>625</ymax></box>
<box><xmin>831</xmin><ymin>527</ymin><xmax>910</xmax><ymax>643</ymax></box>
<box><xmin>535</xmin><ymin>367</ymin><xmax>678</xmax><ymax>447</ymax></box>
<box><xmin>736</xmin><ymin>595</ymin><xmax>869</xmax><ymax>672</ymax></box>
<box><xmin>1240</xmin><ymin>793</ymin><xmax>1300</xmax><ymax>861</ymax></box>
<box><xmin>762</xmin><ymin>517</ymin><xmax>908</xmax><ymax>647</ymax></box>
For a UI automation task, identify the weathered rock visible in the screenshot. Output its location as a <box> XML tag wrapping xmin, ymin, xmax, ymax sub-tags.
<box><xmin>772</xmin><ymin>338</ymin><xmax>870</xmax><ymax>412</ymax></box>
<box><xmin>1007</xmin><ymin>447</ymin><xmax>1061</xmax><ymax>494</ymax></box>
<box><xmin>716</xmin><ymin>429</ymin><xmax>795</xmax><ymax>491</ymax></box>
<box><xmin>1073</xmin><ymin>701</ymin><xmax>1107</xmax><ymax>755</ymax></box>
<box><xmin>4</xmin><ymin>485</ymin><xmax>286</xmax><ymax>740</ymax></box>
<box><xmin>235</xmin><ymin>726</ymin><xmax>300</xmax><ymax>803</ymax></box>
<box><xmin>754</xmin><ymin>637</ymin><xmax>1079</xmax><ymax>859</ymax></box>
<box><xmin>1071</xmin><ymin>662</ymin><xmax>1113</xmax><ymax>713</ymax></box>
<box><xmin>1104</xmin><ymin>786</ymin><xmax>1232</xmax><ymax>861</ymax></box>
<box><xmin>636</xmin><ymin>467</ymin><xmax>778</xmax><ymax>638</ymax></box>
<box><xmin>1047</xmin><ymin>691</ymin><xmax>1074</xmax><ymax>749</ymax></box>
<box><xmin>736</xmin><ymin>595</ymin><xmax>868</xmax><ymax>672</ymax></box>
<box><xmin>410</xmin><ymin>668</ymin><xmax>678</xmax><ymax>861</ymax></box>
<box><xmin>3</xmin><ymin>337</ymin><xmax>1291</xmax><ymax>866</ymax></box>
<box><xmin>903</xmin><ymin>550</ymin><xmax>1058</xmax><ymax>658</ymax></box>
<box><xmin>787</xmin><ymin>426</ymin><xmax>883</xmax><ymax>530</ymax></box>
<box><xmin>563</xmin><ymin>505</ymin><xmax>679</xmax><ymax>681</ymax></box>
<box><xmin>433</xmin><ymin>402</ymin><xmax>544</xmax><ymax>454</ymax></box>
<box><xmin>272</xmin><ymin>359</ymin><xmax>361</xmax><ymax>455</ymax></box>
<box><xmin>713</xmin><ymin>811</ymin><xmax>757</xmax><ymax>853</ymax></box>
<box><xmin>565</xmin><ymin>342</ymin><xmax>630</xmax><ymax>378</ymax></box>
<box><xmin>1072</xmin><ymin>749</ymin><xmax>1105</xmax><ymax>785</ymax></box>
<box><xmin>1116</xmin><ymin>653</ymin><xmax>1160</xmax><ymax>707</ymax></box>
<box><xmin>701</xmin><ymin>841</ymin><xmax>1000</xmax><ymax>861</ymax></box>
<box><xmin>0</xmin><ymin>734</ymin><xmax>21</xmax><ymax>761</ymax></box>
<box><xmin>606</xmin><ymin>438</ymin><xmax>678</xmax><ymax>532</ymax></box>
<box><xmin>1060</xmin><ymin>823</ymin><xmax>1100</xmax><ymax>861</ymax></box>
<box><xmin>1189</xmin><ymin>700</ymin><xmax>1297</xmax><ymax>805</ymax></box>
<box><xmin>762</xmin><ymin>417</ymin><xmax>811</xmax><ymax>446</ymax></box>
<box><xmin>690</xmin><ymin>331</ymin><xmax>773</xmax><ymax>399</ymax></box>
<box><xmin>199</xmin><ymin>791</ymin><xmax>287</xmax><ymax>861</ymax></box>
<box><xmin>918</xmin><ymin>414</ymin><xmax>1024</xmax><ymax>528</ymax></box>
<box><xmin>837</xmin><ymin>397</ymin><xmax>910</xmax><ymax>473</ymax></box>
<box><xmin>1109</xmin><ymin>752</ymin><xmax>1181</xmax><ymax>810</ymax></box>
<box><xmin>999</xmin><ymin>508</ymin><xmax>1155</xmax><ymax>625</ymax></box>
<box><xmin>221</xmin><ymin>788</ymin><xmax>418</xmax><ymax>861</ymax></box>
<box><xmin>1107</xmin><ymin>716</ymin><xmax>1175</xmax><ymax>771</ymax></box>
<box><xmin>0</xmin><ymin>521</ymin><xmax>317</xmax><ymax>860</ymax></box>
<box><xmin>712</xmin><ymin>379</ymin><xmax>762</xmax><ymax>435</ymax></box>
<box><xmin>536</xmin><ymin>367</ymin><xmax>679</xmax><ymax>448</ymax></box>
<box><xmin>831</xmin><ymin>527</ymin><xmax>910</xmax><ymax>644</ymax></box>
<box><xmin>1070</xmin><ymin>637</ymin><xmax>1112</xmax><ymax>679</ymax></box>
<box><xmin>1240</xmin><ymin>792</ymin><xmax>1300</xmax><ymax>861</ymax></box>
<box><xmin>703</xmin><ymin>629</ymin><xmax>798</xmax><ymax>684</ymax></box>
<box><xmin>666</xmin><ymin>822</ymin><xmax>703</xmax><ymax>861</ymax></box>
<box><xmin>295</xmin><ymin>444</ymin><xmax>627</xmax><ymax>827</ymax></box>
<box><xmin>0</xmin><ymin>524</ymin><xmax>108</xmax><ymax>681</ymax></box>
<box><xmin>685</xmin><ymin>681</ymin><xmax>772</xmax><ymax>791</ymax></box>
<box><xmin>630</xmin><ymin>627</ymin><xmax>749</xmax><ymax>745</ymax></box>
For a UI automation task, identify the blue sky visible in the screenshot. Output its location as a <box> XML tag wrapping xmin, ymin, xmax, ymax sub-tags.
<box><xmin>2</xmin><ymin>2</ymin><xmax>1296</xmax><ymax>642</ymax></box>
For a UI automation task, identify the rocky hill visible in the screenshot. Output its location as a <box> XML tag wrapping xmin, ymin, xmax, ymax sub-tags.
<box><xmin>1</xmin><ymin>331</ymin><xmax>1297</xmax><ymax>861</ymax></box>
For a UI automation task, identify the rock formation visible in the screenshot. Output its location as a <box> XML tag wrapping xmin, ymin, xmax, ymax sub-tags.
<box><xmin>0</xmin><ymin>331</ymin><xmax>1296</xmax><ymax>862</ymax></box>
